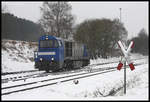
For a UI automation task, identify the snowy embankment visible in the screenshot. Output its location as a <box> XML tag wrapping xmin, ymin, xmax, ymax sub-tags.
<box><xmin>2</xmin><ymin>40</ymin><xmax>38</xmax><ymax>73</ymax></box>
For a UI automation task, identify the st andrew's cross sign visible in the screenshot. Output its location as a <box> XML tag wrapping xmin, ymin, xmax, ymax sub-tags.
<box><xmin>117</xmin><ymin>40</ymin><xmax>135</xmax><ymax>71</ymax></box>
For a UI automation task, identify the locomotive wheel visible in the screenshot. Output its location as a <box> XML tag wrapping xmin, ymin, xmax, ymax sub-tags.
<box><xmin>83</xmin><ymin>60</ymin><xmax>90</xmax><ymax>66</ymax></box>
<box><xmin>68</xmin><ymin>61</ymin><xmax>73</xmax><ymax>70</ymax></box>
<box><xmin>39</xmin><ymin>68</ymin><xmax>43</xmax><ymax>71</ymax></box>
<box><xmin>45</xmin><ymin>68</ymin><xmax>49</xmax><ymax>73</ymax></box>
<box><xmin>51</xmin><ymin>63</ymin><xmax>60</xmax><ymax>72</ymax></box>
<box><xmin>64</xmin><ymin>60</ymin><xmax>73</xmax><ymax>71</ymax></box>
<box><xmin>34</xmin><ymin>62</ymin><xmax>39</xmax><ymax>68</ymax></box>
<box><xmin>52</xmin><ymin>69</ymin><xmax>60</xmax><ymax>72</ymax></box>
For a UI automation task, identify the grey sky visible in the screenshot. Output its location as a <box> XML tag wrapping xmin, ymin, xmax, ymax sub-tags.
<box><xmin>2</xmin><ymin>1</ymin><xmax>149</xmax><ymax>39</ymax></box>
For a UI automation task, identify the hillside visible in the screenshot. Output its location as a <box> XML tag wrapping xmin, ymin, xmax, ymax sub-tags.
<box><xmin>2</xmin><ymin>40</ymin><xmax>38</xmax><ymax>73</ymax></box>
<box><xmin>2</xmin><ymin>13</ymin><xmax>44</xmax><ymax>41</ymax></box>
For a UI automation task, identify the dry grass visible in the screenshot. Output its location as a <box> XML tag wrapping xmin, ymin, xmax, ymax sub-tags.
<box><xmin>11</xmin><ymin>40</ymin><xmax>17</xmax><ymax>45</ymax></box>
<box><xmin>29</xmin><ymin>57</ymin><xmax>34</xmax><ymax>62</ymax></box>
<box><xmin>2</xmin><ymin>40</ymin><xmax>38</xmax><ymax>63</ymax></box>
<box><xmin>92</xmin><ymin>72</ymin><xmax>142</xmax><ymax>97</ymax></box>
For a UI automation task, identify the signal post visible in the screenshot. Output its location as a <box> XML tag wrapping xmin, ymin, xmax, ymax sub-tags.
<box><xmin>117</xmin><ymin>40</ymin><xmax>135</xmax><ymax>94</ymax></box>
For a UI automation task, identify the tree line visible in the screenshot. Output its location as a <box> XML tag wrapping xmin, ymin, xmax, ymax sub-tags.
<box><xmin>74</xmin><ymin>18</ymin><xmax>128</xmax><ymax>59</ymax></box>
<box><xmin>128</xmin><ymin>28</ymin><xmax>148</xmax><ymax>55</ymax></box>
<box><xmin>2</xmin><ymin>13</ymin><xmax>44</xmax><ymax>41</ymax></box>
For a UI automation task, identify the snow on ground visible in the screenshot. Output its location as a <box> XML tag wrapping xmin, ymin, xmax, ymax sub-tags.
<box><xmin>2</xmin><ymin>56</ymin><xmax>149</xmax><ymax>100</ymax></box>
<box><xmin>1</xmin><ymin>39</ymin><xmax>149</xmax><ymax>100</ymax></box>
<box><xmin>2</xmin><ymin>63</ymin><xmax>148</xmax><ymax>100</ymax></box>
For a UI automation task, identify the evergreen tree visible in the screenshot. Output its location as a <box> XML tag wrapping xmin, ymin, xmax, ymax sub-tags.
<box><xmin>2</xmin><ymin>13</ymin><xmax>44</xmax><ymax>41</ymax></box>
<box><xmin>129</xmin><ymin>28</ymin><xmax>148</xmax><ymax>55</ymax></box>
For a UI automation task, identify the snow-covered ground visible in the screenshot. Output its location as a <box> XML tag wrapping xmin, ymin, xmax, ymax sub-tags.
<box><xmin>1</xmin><ymin>40</ymin><xmax>149</xmax><ymax>100</ymax></box>
<box><xmin>2</xmin><ymin>40</ymin><xmax>37</xmax><ymax>73</ymax></box>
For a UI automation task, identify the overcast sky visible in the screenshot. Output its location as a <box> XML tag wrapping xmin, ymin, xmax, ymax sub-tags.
<box><xmin>2</xmin><ymin>1</ymin><xmax>149</xmax><ymax>39</ymax></box>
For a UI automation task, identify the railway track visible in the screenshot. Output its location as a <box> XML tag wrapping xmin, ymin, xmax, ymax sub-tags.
<box><xmin>2</xmin><ymin>71</ymin><xmax>46</xmax><ymax>83</ymax></box>
<box><xmin>2</xmin><ymin>69</ymin><xmax>39</xmax><ymax>76</ymax></box>
<box><xmin>1</xmin><ymin>57</ymin><xmax>145</xmax><ymax>84</ymax></box>
<box><xmin>88</xmin><ymin>57</ymin><xmax>145</xmax><ymax>67</ymax></box>
<box><xmin>2</xmin><ymin>60</ymin><xmax>146</xmax><ymax>96</ymax></box>
<box><xmin>2</xmin><ymin>57</ymin><xmax>145</xmax><ymax>76</ymax></box>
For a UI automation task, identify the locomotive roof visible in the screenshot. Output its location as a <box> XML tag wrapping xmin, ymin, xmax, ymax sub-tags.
<box><xmin>39</xmin><ymin>35</ymin><xmax>74</xmax><ymax>42</ymax></box>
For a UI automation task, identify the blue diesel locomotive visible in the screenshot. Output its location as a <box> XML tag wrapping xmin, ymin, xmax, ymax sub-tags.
<box><xmin>34</xmin><ymin>35</ymin><xmax>90</xmax><ymax>72</ymax></box>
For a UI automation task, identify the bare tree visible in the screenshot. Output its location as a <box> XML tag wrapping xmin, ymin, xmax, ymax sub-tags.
<box><xmin>2</xmin><ymin>4</ymin><xmax>9</xmax><ymax>13</ymax></box>
<box><xmin>39</xmin><ymin>2</ymin><xmax>75</xmax><ymax>39</ymax></box>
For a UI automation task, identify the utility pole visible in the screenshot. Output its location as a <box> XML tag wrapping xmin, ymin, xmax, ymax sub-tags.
<box><xmin>119</xmin><ymin>7</ymin><xmax>126</xmax><ymax>95</ymax></box>
<box><xmin>120</xmin><ymin>8</ymin><xmax>122</xmax><ymax>23</ymax></box>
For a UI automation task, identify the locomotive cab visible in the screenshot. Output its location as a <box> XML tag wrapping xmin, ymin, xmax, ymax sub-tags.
<box><xmin>34</xmin><ymin>35</ymin><xmax>64</xmax><ymax>72</ymax></box>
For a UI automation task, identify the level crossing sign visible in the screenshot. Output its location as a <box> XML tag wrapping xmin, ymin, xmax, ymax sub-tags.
<box><xmin>117</xmin><ymin>40</ymin><xmax>135</xmax><ymax>94</ymax></box>
<box><xmin>117</xmin><ymin>40</ymin><xmax>135</xmax><ymax>70</ymax></box>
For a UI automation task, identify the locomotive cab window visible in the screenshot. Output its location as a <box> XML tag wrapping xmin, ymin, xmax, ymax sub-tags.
<box><xmin>58</xmin><ymin>40</ymin><xmax>62</xmax><ymax>47</ymax></box>
<box><xmin>40</xmin><ymin>40</ymin><xmax>59</xmax><ymax>48</ymax></box>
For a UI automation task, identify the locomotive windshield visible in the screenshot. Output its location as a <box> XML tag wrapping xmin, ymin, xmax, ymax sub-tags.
<box><xmin>40</xmin><ymin>40</ymin><xmax>59</xmax><ymax>48</ymax></box>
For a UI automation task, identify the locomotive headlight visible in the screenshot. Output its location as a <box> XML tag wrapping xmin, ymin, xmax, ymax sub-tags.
<box><xmin>51</xmin><ymin>57</ymin><xmax>54</xmax><ymax>61</ymax></box>
<box><xmin>40</xmin><ymin>58</ymin><xmax>42</xmax><ymax>61</ymax></box>
<box><xmin>35</xmin><ymin>52</ymin><xmax>38</xmax><ymax>58</ymax></box>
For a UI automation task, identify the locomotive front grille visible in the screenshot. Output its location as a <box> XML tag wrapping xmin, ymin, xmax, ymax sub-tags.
<box><xmin>38</xmin><ymin>59</ymin><xmax>59</xmax><ymax>70</ymax></box>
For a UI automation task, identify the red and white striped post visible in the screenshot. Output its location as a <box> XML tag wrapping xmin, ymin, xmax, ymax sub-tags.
<box><xmin>117</xmin><ymin>40</ymin><xmax>135</xmax><ymax>94</ymax></box>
